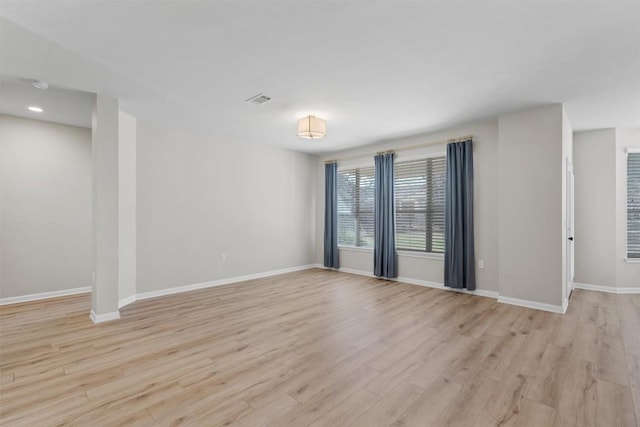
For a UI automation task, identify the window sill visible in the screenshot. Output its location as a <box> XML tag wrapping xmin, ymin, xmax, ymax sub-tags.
<box><xmin>338</xmin><ymin>246</ymin><xmax>444</xmax><ymax>260</ymax></box>
<box><xmin>338</xmin><ymin>246</ymin><xmax>373</xmax><ymax>253</ymax></box>
<box><xmin>397</xmin><ymin>250</ymin><xmax>444</xmax><ymax>260</ymax></box>
<box><xmin>624</xmin><ymin>258</ymin><xmax>640</xmax><ymax>264</ymax></box>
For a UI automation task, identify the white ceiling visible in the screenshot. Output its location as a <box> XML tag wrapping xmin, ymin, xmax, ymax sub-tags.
<box><xmin>1</xmin><ymin>1</ymin><xmax>638</xmax><ymax>153</ymax></box>
<box><xmin>0</xmin><ymin>76</ymin><xmax>93</xmax><ymax>128</ymax></box>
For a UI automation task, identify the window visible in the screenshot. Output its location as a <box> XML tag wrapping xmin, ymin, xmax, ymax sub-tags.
<box><xmin>338</xmin><ymin>166</ymin><xmax>375</xmax><ymax>247</ymax></box>
<box><xmin>395</xmin><ymin>157</ymin><xmax>446</xmax><ymax>253</ymax></box>
<box><xmin>628</xmin><ymin>152</ymin><xmax>640</xmax><ymax>258</ymax></box>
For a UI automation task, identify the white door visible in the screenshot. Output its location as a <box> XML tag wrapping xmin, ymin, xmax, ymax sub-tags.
<box><xmin>566</xmin><ymin>159</ymin><xmax>575</xmax><ymax>295</ymax></box>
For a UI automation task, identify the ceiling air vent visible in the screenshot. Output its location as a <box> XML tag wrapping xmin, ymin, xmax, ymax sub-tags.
<box><xmin>245</xmin><ymin>93</ymin><xmax>271</xmax><ymax>105</ymax></box>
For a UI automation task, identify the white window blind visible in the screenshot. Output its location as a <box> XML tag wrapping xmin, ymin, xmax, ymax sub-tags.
<box><xmin>395</xmin><ymin>157</ymin><xmax>446</xmax><ymax>253</ymax></box>
<box><xmin>337</xmin><ymin>166</ymin><xmax>375</xmax><ymax>248</ymax></box>
<box><xmin>628</xmin><ymin>152</ymin><xmax>640</xmax><ymax>258</ymax></box>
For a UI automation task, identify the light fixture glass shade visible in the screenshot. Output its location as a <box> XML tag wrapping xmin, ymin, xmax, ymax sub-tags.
<box><xmin>297</xmin><ymin>115</ymin><xmax>326</xmax><ymax>139</ymax></box>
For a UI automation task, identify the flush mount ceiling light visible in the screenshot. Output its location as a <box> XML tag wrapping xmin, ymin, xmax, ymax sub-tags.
<box><xmin>28</xmin><ymin>106</ymin><xmax>43</xmax><ymax>113</ymax></box>
<box><xmin>297</xmin><ymin>115</ymin><xmax>327</xmax><ymax>139</ymax></box>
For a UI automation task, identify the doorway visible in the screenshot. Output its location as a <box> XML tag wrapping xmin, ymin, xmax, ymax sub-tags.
<box><xmin>566</xmin><ymin>158</ymin><xmax>575</xmax><ymax>298</ymax></box>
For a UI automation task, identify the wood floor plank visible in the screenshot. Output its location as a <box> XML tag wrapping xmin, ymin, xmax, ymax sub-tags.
<box><xmin>231</xmin><ymin>394</ymin><xmax>300</xmax><ymax>427</ymax></box>
<box><xmin>595</xmin><ymin>326</ymin><xmax>630</xmax><ymax>387</ymax></box>
<box><xmin>431</xmin><ymin>374</ymin><xmax>500</xmax><ymax>426</ymax></box>
<box><xmin>394</xmin><ymin>376</ymin><xmax>462</xmax><ymax>427</ymax></box>
<box><xmin>549</xmin><ymin>316</ymin><xmax>578</xmax><ymax>348</ymax></box>
<box><xmin>441</xmin><ymin>332</ymin><xmax>501</xmax><ymax>384</ymax></box>
<box><xmin>100</xmin><ymin>408</ymin><xmax>158</xmax><ymax>427</ymax></box>
<box><xmin>406</xmin><ymin>333</ymin><xmax>474</xmax><ymax>388</ymax></box>
<box><xmin>472</xmin><ymin>371</ymin><xmax>529</xmax><ymax>426</ymax></box>
<box><xmin>349</xmin><ymin>380</ymin><xmax>423</xmax><ymax>427</ymax></box>
<box><xmin>5</xmin><ymin>394</ymin><xmax>92</xmax><ymax>427</ymax></box>
<box><xmin>571</xmin><ymin>323</ymin><xmax>599</xmax><ymax>363</ymax></box>
<box><xmin>627</xmin><ymin>353</ymin><xmax>640</xmax><ymax>426</ymax></box>
<box><xmin>476</xmin><ymin>331</ymin><xmax>526</xmax><ymax>381</ymax></box>
<box><xmin>596</xmin><ymin>379</ymin><xmax>637</xmax><ymax>427</ymax></box>
<box><xmin>508</xmin><ymin>329</ymin><xmax>549</xmax><ymax>376</ymax></box>
<box><xmin>526</xmin><ymin>343</ymin><xmax>571</xmax><ymax>410</ymax></box>
<box><xmin>512</xmin><ymin>399</ymin><xmax>557</xmax><ymax>427</ymax></box>
<box><xmin>308</xmin><ymin>387</ymin><xmax>379</xmax><ymax>427</ymax></box>
<box><xmin>0</xmin><ymin>372</ymin><xmax>14</xmax><ymax>385</ymax></box>
<box><xmin>554</xmin><ymin>358</ymin><xmax>598</xmax><ymax>427</ymax></box>
<box><xmin>617</xmin><ymin>296</ymin><xmax>640</xmax><ymax>357</ymax></box>
<box><xmin>268</xmin><ymin>365</ymin><xmax>379</xmax><ymax>426</ymax></box>
<box><xmin>486</xmin><ymin>304</ymin><xmax>528</xmax><ymax>337</ymax></box>
<box><xmin>0</xmin><ymin>272</ymin><xmax>638</xmax><ymax>426</ymax></box>
<box><xmin>363</xmin><ymin>339</ymin><xmax>447</xmax><ymax>397</ymax></box>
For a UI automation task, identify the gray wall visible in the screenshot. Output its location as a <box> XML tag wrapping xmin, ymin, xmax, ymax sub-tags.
<box><xmin>574</xmin><ymin>128</ymin><xmax>640</xmax><ymax>290</ymax></box>
<box><xmin>136</xmin><ymin>119</ymin><xmax>317</xmax><ymax>293</ymax></box>
<box><xmin>497</xmin><ymin>105</ymin><xmax>565</xmax><ymax>307</ymax></box>
<box><xmin>91</xmin><ymin>95</ymin><xmax>120</xmax><ymax>315</ymax></box>
<box><xmin>4</xmin><ymin>108</ymin><xmax>633</xmax><ymax>304</ymax></box>
<box><xmin>118</xmin><ymin>110</ymin><xmax>136</xmax><ymax>304</ymax></box>
<box><xmin>313</xmin><ymin>105</ymin><xmax>571</xmax><ymax>308</ymax></box>
<box><xmin>573</xmin><ymin>129</ymin><xmax>617</xmax><ymax>287</ymax></box>
<box><xmin>2</xmin><ymin>114</ymin><xmax>317</xmax><ymax>300</ymax></box>
<box><xmin>616</xmin><ymin>129</ymin><xmax>640</xmax><ymax>288</ymax></box>
<box><xmin>314</xmin><ymin>118</ymin><xmax>500</xmax><ymax>293</ymax></box>
<box><xmin>0</xmin><ymin>115</ymin><xmax>92</xmax><ymax>298</ymax></box>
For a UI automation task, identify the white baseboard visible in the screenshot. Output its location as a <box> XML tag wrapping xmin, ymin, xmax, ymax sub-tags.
<box><xmin>118</xmin><ymin>294</ymin><xmax>137</xmax><ymax>308</ymax></box>
<box><xmin>0</xmin><ymin>286</ymin><xmax>91</xmax><ymax>306</ymax></box>
<box><xmin>325</xmin><ymin>265</ymin><xmax>499</xmax><ymax>299</ymax></box>
<box><xmin>336</xmin><ymin>266</ymin><xmax>375</xmax><ymax>278</ymax></box>
<box><xmin>398</xmin><ymin>276</ymin><xmax>499</xmax><ymax>299</ymax></box>
<box><xmin>573</xmin><ymin>282</ymin><xmax>640</xmax><ymax>294</ymax></box>
<box><xmin>90</xmin><ymin>309</ymin><xmax>121</xmax><ymax>323</ymax></box>
<box><xmin>1</xmin><ymin>265</ymin><xmax>319</xmax><ymax>313</ymax></box>
<box><xmin>324</xmin><ymin>265</ymin><xmax>570</xmax><ymax>312</ymax></box>
<box><xmin>130</xmin><ymin>264</ymin><xmax>319</xmax><ymax>305</ymax></box>
<box><xmin>497</xmin><ymin>295</ymin><xmax>566</xmax><ymax>314</ymax></box>
<box><xmin>5</xmin><ymin>266</ymin><xmax>594</xmax><ymax>319</ymax></box>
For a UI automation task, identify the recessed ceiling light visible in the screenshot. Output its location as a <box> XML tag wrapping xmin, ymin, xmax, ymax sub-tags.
<box><xmin>32</xmin><ymin>80</ymin><xmax>49</xmax><ymax>90</ymax></box>
<box><xmin>28</xmin><ymin>106</ymin><xmax>43</xmax><ymax>113</ymax></box>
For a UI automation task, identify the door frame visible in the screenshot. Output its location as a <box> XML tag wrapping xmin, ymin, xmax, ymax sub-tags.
<box><xmin>566</xmin><ymin>157</ymin><xmax>575</xmax><ymax>297</ymax></box>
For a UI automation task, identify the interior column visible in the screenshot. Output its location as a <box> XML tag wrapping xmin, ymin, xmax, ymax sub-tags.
<box><xmin>91</xmin><ymin>94</ymin><xmax>120</xmax><ymax>322</ymax></box>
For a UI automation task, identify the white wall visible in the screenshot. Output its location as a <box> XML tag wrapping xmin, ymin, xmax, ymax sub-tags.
<box><xmin>0</xmin><ymin>115</ymin><xmax>92</xmax><ymax>298</ymax></box>
<box><xmin>498</xmin><ymin>105</ymin><xmax>565</xmax><ymax>307</ymax></box>
<box><xmin>136</xmin><ymin>120</ymin><xmax>317</xmax><ymax>293</ymax></box>
<box><xmin>314</xmin><ymin>119</ymin><xmax>500</xmax><ymax>293</ymax></box>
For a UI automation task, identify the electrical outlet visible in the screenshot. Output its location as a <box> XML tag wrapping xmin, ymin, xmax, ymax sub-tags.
<box><xmin>220</xmin><ymin>253</ymin><xmax>226</xmax><ymax>262</ymax></box>
<box><xmin>479</xmin><ymin>260</ymin><xmax>485</xmax><ymax>269</ymax></box>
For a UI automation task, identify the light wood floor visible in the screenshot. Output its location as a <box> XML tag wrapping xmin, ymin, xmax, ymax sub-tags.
<box><xmin>1</xmin><ymin>269</ymin><xmax>639</xmax><ymax>426</ymax></box>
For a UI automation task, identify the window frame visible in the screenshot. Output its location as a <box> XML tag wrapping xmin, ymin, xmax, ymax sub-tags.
<box><xmin>626</xmin><ymin>148</ymin><xmax>640</xmax><ymax>261</ymax></box>
<box><xmin>394</xmin><ymin>155</ymin><xmax>446</xmax><ymax>255</ymax></box>
<box><xmin>337</xmin><ymin>165</ymin><xmax>375</xmax><ymax>249</ymax></box>
<box><xmin>334</xmin><ymin>151</ymin><xmax>447</xmax><ymax>256</ymax></box>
